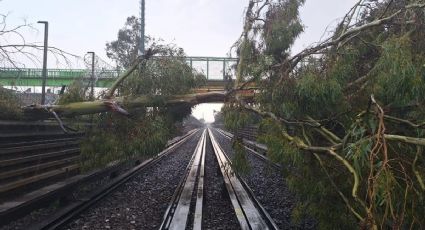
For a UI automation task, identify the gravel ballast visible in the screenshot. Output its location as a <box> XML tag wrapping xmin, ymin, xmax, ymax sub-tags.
<box><xmin>63</xmin><ymin>131</ymin><xmax>203</xmax><ymax>230</ymax></box>
<box><xmin>201</xmin><ymin>133</ymin><xmax>241</xmax><ymax>230</ymax></box>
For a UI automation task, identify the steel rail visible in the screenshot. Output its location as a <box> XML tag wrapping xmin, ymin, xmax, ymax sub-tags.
<box><xmin>161</xmin><ymin>128</ymin><xmax>277</xmax><ymax>230</ymax></box>
<box><xmin>159</xmin><ymin>129</ymin><xmax>206</xmax><ymax>230</ymax></box>
<box><xmin>193</xmin><ymin>130</ymin><xmax>206</xmax><ymax>229</ymax></box>
<box><xmin>214</xmin><ymin>128</ymin><xmax>281</xmax><ymax>169</ymax></box>
<box><xmin>30</xmin><ymin>128</ymin><xmax>201</xmax><ymax>230</ymax></box>
<box><xmin>208</xmin><ymin>128</ymin><xmax>279</xmax><ymax>230</ymax></box>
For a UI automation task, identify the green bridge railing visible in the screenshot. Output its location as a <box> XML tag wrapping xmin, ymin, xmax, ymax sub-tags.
<box><xmin>0</xmin><ymin>56</ymin><xmax>238</xmax><ymax>88</ymax></box>
<box><xmin>0</xmin><ymin>68</ymin><xmax>119</xmax><ymax>87</ymax></box>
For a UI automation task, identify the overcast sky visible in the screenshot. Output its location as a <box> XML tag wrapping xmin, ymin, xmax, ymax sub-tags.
<box><xmin>1</xmin><ymin>0</ymin><xmax>358</xmax><ymax>122</ymax></box>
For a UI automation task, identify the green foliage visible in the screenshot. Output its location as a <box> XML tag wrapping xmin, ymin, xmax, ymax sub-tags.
<box><xmin>237</xmin><ymin>39</ymin><xmax>258</xmax><ymax>82</ymax></box>
<box><xmin>236</xmin><ymin>0</ymin><xmax>305</xmax><ymax>85</ymax></box>
<box><xmin>258</xmin><ymin>118</ymin><xmax>358</xmax><ymax>229</ymax></box>
<box><xmin>231</xmin><ymin>139</ymin><xmax>251</xmax><ymax>175</ymax></box>
<box><xmin>263</xmin><ymin>0</ymin><xmax>305</xmax><ymax>58</ymax></box>
<box><xmin>57</xmin><ymin>79</ymin><xmax>87</xmax><ymax>105</ymax></box>
<box><xmin>117</xmin><ymin>42</ymin><xmax>204</xmax><ymax>127</ymax></box>
<box><xmin>222</xmin><ymin>104</ymin><xmax>256</xmax><ymax>132</ymax></box>
<box><xmin>78</xmin><ymin>17</ymin><xmax>205</xmax><ymax>171</ymax></box>
<box><xmin>229</xmin><ymin>0</ymin><xmax>425</xmax><ymax>228</ymax></box>
<box><xmin>258</xmin><ymin>119</ymin><xmax>301</xmax><ymax>166</ymax></box>
<box><xmin>296</xmin><ymin>72</ymin><xmax>346</xmax><ymax>118</ymax></box>
<box><xmin>122</xmin><ymin>54</ymin><xmax>204</xmax><ymax>97</ymax></box>
<box><xmin>80</xmin><ymin>113</ymin><xmax>170</xmax><ymax>171</ymax></box>
<box><xmin>0</xmin><ymin>87</ymin><xmax>22</xmax><ymax>120</ymax></box>
<box><xmin>371</xmin><ymin>36</ymin><xmax>425</xmax><ymax>106</ymax></box>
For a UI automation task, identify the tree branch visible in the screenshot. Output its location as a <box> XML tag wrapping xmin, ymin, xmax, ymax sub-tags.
<box><xmin>384</xmin><ymin>134</ymin><xmax>425</xmax><ymax>146</ymax></box>
<box><xmin>384</xmin><ymin>115</ymin><xmax>425</xmax><ymax>129</ymax></box>
<box><xmin>106</xmin><ymin>58</ymin><xmax>142</xmax><ymax>98</ymax></box>
<box><xmin>278</xmin><ymin>2</ymin><xmax>425</xmax><ymax>75</ymax></box>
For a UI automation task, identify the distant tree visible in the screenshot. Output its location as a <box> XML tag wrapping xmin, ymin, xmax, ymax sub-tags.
<box><xmin>105</xmin><ymin>16</ymin><xmax>192</xmax><ymax>69</ymax></box>
<box><xmin>106</xmin><ymin>16</ymin><xmax>141</xmax><ymax>68</ymax></box>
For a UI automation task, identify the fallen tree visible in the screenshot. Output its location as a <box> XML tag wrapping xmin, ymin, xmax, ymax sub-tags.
<box><xmin>24</xmin><ymin>91</ymin><xmax>229</xmax><ymax>118</ymax></box>
<box><xmin>224</xmin><ymin>0</ymin><xmax>425</xmax><ymax>229</ymax></box>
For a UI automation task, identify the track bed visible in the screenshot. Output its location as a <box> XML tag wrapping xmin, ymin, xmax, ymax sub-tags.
<box><xmin>63</xmin><ymin>131</ymin><xmax>203</xmax><ymax>230</ymax></box>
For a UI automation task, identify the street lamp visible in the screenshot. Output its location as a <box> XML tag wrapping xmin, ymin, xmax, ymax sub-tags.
<box><xmin>37</xmin><ymin>21</ymin><xmax>48</xmax><ymax>105</ymax></box>
<box><xmin>139</xmin><ymin>0</ymin><xmax>145</xmax><ymax>57</ymax></box>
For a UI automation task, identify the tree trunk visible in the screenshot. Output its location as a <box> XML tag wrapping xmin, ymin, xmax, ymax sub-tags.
<box><xmin>23</xmin><ymin>92</ymin><xmax>231</xmax><ymax>119</ymax></box>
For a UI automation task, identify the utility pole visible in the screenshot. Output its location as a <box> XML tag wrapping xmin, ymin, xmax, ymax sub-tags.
<box><xmin>139</xmin><ymin>0</ymin><xmax>145</xmax><ymax>57</ymax></box>
<box><xmin>87</xmin><ymin>52</ymin><xmax>95</xmax><ymax>100</ymax></box>
<box><xmin>37</xmin><ymin>21</ymin><xmax>48</xmax><ymax>105</ymax></box>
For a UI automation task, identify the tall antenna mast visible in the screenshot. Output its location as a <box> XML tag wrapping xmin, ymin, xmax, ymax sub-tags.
<box><xmin>139</xmin><ymin>0</ymin><xmax>145</xmax><ymax>57</ymax></box>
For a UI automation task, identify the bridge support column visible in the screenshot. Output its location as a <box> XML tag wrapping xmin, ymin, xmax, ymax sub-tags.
<box><xmin>223</xmin><ymin>60</ymin><xmax>226</xmax><ymax>80</ymax></box>
<box><xmin>206</xmin><ymin>58</ymin><xmax>209</xmax><ymax>80</ymax></box>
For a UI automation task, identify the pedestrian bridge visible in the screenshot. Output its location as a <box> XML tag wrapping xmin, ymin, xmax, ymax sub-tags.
<box><xmin>0</xmin><ymin>56</ymin><xmax>238</xmax><ymax>93</ymax></box>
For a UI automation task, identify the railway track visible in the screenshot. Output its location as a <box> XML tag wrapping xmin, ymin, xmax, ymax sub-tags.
<box><xmin>160</xmin><ymin>128</ymin><xmax>278</xmax><ymax>230</ymax></box>
<box><xmin>213</xmin><ymin>128</ymin><xmax>281</xmax><ymax>168</ymax></box>
<box><xmin>0</xmin><ymin>137</ymin><xmax>82</xmax><ymax>198</ymax></box>
<box><xmin>0</xmin><ymin>128</ymin><xmax>198</xmax><ymax>229</ymax></box>
<box><xmin>211</xmin><ymin>127</ymin><xmax>316</xmax><ymax>229</ymax></box>
<box><xmin>3</xmin><ymin>127</ymin><xmax>286</xmax><ymax>230</ymax></box>
<box><xmin>27</xmin><ymin>129</ymin><xmax>200</xmax><ymax>230</ymax></box>
<box><xmin>0</xmin><ymin>120</ymin><xmax>85</xmax><ymax>202</ymax></box>
<box><xmin>0</xmin><ymin>124</ymin><xmax>86</xmax><ymax>227</ymax></box>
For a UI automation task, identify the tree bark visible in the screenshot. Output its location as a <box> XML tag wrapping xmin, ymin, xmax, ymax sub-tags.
<box><xmin>23</xmin><ymin>92</ymin><xmax>231</xmax><ymax>118</ymax></box>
